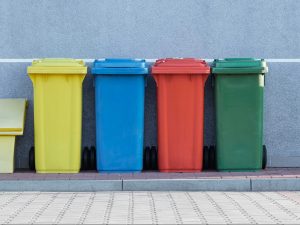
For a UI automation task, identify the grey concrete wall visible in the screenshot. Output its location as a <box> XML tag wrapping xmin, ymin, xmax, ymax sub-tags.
<box><xmin>0</xmin><ymin>0</ymin><xmax>300</xmax><ymax>168</ymax></box>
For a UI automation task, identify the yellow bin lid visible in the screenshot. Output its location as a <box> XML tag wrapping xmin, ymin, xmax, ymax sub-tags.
<box><xmin>0</xmin><ymin>99</ymin><xmax>27</xmax><ymax>135</ymax></box>
<box><xmin>27</xmin><ymin>58</ymin><xmax>87</xmax><ymax>74</ymax></box>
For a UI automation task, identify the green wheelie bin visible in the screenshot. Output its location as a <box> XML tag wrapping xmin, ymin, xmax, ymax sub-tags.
<box><xmin>211</xmin><ymin>58</ymin><xmax>268</xmax><ymax>171</ymax></box>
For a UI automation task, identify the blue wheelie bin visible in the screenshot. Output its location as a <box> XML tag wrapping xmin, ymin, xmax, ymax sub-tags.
<box><xmin>92</xmin><ymin>59</ymin><xmax>148</xmax><ymax>172</ymax></box>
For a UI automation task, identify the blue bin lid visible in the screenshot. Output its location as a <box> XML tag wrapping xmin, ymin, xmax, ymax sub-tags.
<box><xmin>92</xmin><ymin>58</ymin><xmax>148</xmax><ymax>75</ymax></box>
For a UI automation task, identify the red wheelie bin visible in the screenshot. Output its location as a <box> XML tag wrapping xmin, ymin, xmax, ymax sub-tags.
<box><xmin>151</xmin><ymin>58</ymin><xmax>210</xmax><ymax>172</ymax></box>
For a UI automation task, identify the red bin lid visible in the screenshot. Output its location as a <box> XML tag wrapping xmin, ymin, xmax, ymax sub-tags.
<box><xmin>151</xmin><ymin>58</ymin><xmax>210</xmax><ymax>74</ymax></box>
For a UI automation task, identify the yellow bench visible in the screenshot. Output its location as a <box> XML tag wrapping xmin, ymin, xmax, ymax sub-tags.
<box><xmin>0</xmin><ymin>99</ymin><xmax>27</xmax><ymax>173</ymax></box>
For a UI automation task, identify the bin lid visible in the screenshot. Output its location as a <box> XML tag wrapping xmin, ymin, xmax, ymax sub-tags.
<box><xmin>0</xmin><ymin>99</ymin><xmax>27</xmax><ymax>135</ymax></box>
<box><xmin>212</xmin><ymin>58</ymin><xmax>268</xmax><ymax>74</ymax></box>
<box><xmin>27</xmin><ymin>58</ymin><xmax>87</xmax><ymax>74</ymax></box>
<box><xmin>151</xmin><ymin>58</ymin><xmax>210</xmax><ymax>74</ymax></box>
<box><xmin>92</xmin><ymin>59</ymin><xmax>148</xmax><ymax>75</ymax></box>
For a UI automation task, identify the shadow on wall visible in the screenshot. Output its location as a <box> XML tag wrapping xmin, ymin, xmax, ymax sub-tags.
<box><xmin>144</xmin><ymin>76</ymin><xmax>157</xmax><ymax>147</ymax></box>
<box><xmin>204</xmin><ymin>75</ymin><xmax>215</xmax><ymax>147</ymax></box>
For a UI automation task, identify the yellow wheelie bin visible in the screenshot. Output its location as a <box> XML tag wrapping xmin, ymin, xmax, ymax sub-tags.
<box><xmin>27</xmin><ymin>59</ymin><xmax>87</xmax><ymax>173</ymax></box>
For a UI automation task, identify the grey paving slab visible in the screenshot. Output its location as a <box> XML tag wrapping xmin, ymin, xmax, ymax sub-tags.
<box><xmin>251</xmin><ymin>178</ymin><xmax>300</xmax><ymax>191</ymax></box>
<box><xmin>123</xmin><ymin>179</ymin><xmax>251</xmax><ymax>191</ymax></box>
<box><xmin>0</xmin><ymin>180</ymin><xmax>122</xmax><ymax>192</ymax></box>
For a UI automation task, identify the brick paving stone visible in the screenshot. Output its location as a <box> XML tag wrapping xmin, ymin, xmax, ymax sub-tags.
<box><xmin>34</xmin><ymin>174</ymin><xmax>57</xmax><ymax>180</ymax></box>
<box><xmin>0</xmin><ymin>174</ymin><xmax>19</xmax><ymax>180</ymax></box>
<box><xmin>93</xmin><ymin>173</ymin><xmax>112</xmax><ymax>180</ymax></box>
<box><xmin>270</xmin><ymin>175</ymin><xmax>284</xmax><ymax>178</ymax></box>
<box><xmin>194</xmin><ymin>172</ymin><xmax>222</xmax><ymax>179</ymax></box>
<box><xmin>131</xmin><ymin>172</ymin><xmax>159</xmax><ymax>179</ymax></box>
<box><xmin>68</xmin><ymin>173</ymin><xmax>97</xmax><ymax>180</ymax></box>
<box><xmin>119</xmin><ymin>173</ymin><xmax>136</xmax><ymax>180</ymax></box>
<box><xmin>221</xmin><ymin>176</ymin><xmax>248</xmax><ymax>179</ymax></box>
<box><xmin>281</xmin><ymin>174</ymin><xmax>298</xmax><ymax>178</ymax></box>
<box><xmin>196</xmin><ymin>176</ymin><xmax>223</xmax><ymax>179</ymax></box>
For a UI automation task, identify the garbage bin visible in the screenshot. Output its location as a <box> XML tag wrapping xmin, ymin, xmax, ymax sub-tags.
<box><xmin>0</xmin><ymin>99</ymin><xmax>27</xmax><ymax>173</ymax></box>
<box><xmin>151</xmin><ymin>58</ymin><xmax>210</xmax><ymax>172</ymax></box>
<box><xmin>27</xmin><ymin>59</ymin><xmax>87</xmax><ymax>173</ymax></box>
<box><xmin>212</xmin><ymin>58</ymin><xmax>268</xmax><ymax>171</ymax></box>
<box><xmin>92</xmin><ymin>59</ymin><xmax>148</xmax><ymax>172</ymax></box>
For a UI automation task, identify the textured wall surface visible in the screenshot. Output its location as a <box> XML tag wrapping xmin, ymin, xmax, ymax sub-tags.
<box><xmin>0</xmin><ymin>0</ymin><xmax>300</xmax><ymax>168</ymax></box>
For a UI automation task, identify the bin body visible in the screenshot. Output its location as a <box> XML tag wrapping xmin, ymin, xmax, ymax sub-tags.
<box><xmin>0</xmin><ymin>136</ymin><xmax>15</xmax><ymax>173</ymax></box>
<box><xmin>152</xmin><ymin>58</ymin><xmax>210</xmax><ymax>172</ymax></box>
<box><xmin>212</xmin><ymin>58</ymin><xmax>268</xmax><ymax>171</ymax></box>
<box><xmin>92</xmin><ymin>59</ymin><xmax>148</xmax><ymax>172</ymax></box>
<box><xmin>0</xmin><ymin>99</ymin><xmax>27</xmax><ymax>173</ymax></box>
<box><xmin>28</xmin><ymin>59</ymin><xmax>87</xmax><ymax>173</ymax></box>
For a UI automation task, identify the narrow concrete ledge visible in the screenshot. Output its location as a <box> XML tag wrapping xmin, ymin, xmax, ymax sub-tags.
<box><xmin>1</xmin><ymin>169</ymin><xmax>300</xmax><ymax>192</ymax></box>
<box><xmin>123</xmin><ymin>179</ymin><xmax>251</xmax><ymax>191</ymax></box>
<box><xmin>0</xmin><ymin>180</ymin><xmax>122</xmax><ymax>192</ymax></box>
<box><xmin>1</xmin><ymin>178</ymin><xmax>300</xmax><ymax>191</ymax></box>
<box><xmin>251</xmin><ymin>178</ymin><xmax>300</xmax><ymax>191</ymax></box>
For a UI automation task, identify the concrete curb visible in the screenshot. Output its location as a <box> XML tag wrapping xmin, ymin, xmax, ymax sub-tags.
<box><xmin>251</xmin><ymin>178</ymin><xmax>300</xmax><ymax>191</ymax></box>
<box><xmin>0</xmin><ymin>180</ymin><xmax>122</xmax><ymax>192</ymax></box>
<box><xmin>123</xmin><ymin>179</ymin><xmax>251</xmax><ymax>191</ymax></box>
<box><xmin>1</xmin><ymin>178</ymin><xmax>300</xmax><ymax>192</ymax></box>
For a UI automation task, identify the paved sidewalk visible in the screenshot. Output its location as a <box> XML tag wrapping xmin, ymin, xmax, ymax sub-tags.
<box><xmin>0</xmin><ymin>191</ymin><xmax>300</xmax><ymax>224</ymax></box>
<box><xmin>0</xmin><ymin>168</ymin><xmax>300</xmax><ymax>191</ymax></box>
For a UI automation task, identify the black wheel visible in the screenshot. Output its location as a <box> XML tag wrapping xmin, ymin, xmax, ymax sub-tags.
<box><xmin>89</xmin><ymin>146</ymin><xmax>96</xmax><ymax>171</ymax></box>
<box><xmin>29</xmin><ymin>146</ymin><xmax>35</xmax><ymax>171</ymax></box>
<box><xmin>150</xmin><ymin>146</ymin><xmax>158</xmax><ymax>171</ymax></box>
<box><xmin>203</xmin><ymin>146</ymin><xmax>209</xmax><ymax>170</ymax></box>
<box><xmin>262</xmin><ymin>145</ymin><xmax>267</xmax><ymax>169</ymax></box>
<box><xmin>209</xmin><ymin>146</ymin><xmax>216</xmax><ymax>170</ymax></box>
<box><xmin>81</xmin><ymin>147</ymin><xmax>89</xmax><ymax>171</ymax></box>
<box><xmin>143</xmin><ymin>147</ymin><xmax>151</xmax><ymax>171</ymax></box>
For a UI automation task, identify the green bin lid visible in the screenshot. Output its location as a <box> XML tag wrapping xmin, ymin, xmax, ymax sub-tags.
<box><xmin>212</xmin><ymin>58</ymin><xmax>268</xmax><ymax>74</ymax></box>
<box><xmin>27</xmin><ymin>58</ymin><xmax>87</xmax><ymax>74</ymax></box>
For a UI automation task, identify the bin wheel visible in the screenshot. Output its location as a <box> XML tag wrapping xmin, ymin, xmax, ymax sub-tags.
<box><xmin>29</xmin><ymin>146</ymin><xmax>35</xmax><ymax>171</ymax></box>
<box><xmin>143</xmin><ymin>147</ymin><xmax>151</xmax><ymax>171</ymax></box>
<box><xmin>81</xmin><ymin>147</ymin><xmax>89</xmax><ymax>171</ymax></box>
<box><xmin>150</xmin><ymin>146</ymin><xmax>158</xmax><ymax>171</ymax></box>
<box><xmin>209</xmin><ymin>146</ymin><xmax>216</xmax><ymax>170</ymax></box>
<box><xmin>89</xmin><ymin>146</ymin><xmax>96</xmax><ymax>171</ymax></box>
<box><xmin>262</xmin><ymin>145</ymin><xmax>267</xmax><ymax>169</ymax></box>
<box><xmin>203</xmin><ymin>146</ymin><xmax>209</xmax><ymax>170</ymax></box>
